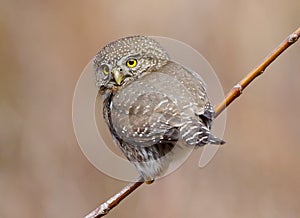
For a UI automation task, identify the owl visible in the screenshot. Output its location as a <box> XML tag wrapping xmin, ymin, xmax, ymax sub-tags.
<box><xmin>93</xmin><ymin>36</ymin><xmax>224</xmax><ymax>182</ymax></box>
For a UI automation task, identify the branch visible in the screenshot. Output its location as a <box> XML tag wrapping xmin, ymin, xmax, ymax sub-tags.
<box><xmin>214</xmin><ymin>27</ymin><xmax>300</xmax><ymax>117</ymax></box>
<box><xmin>85</xmin><ymin>177</ymin><xmax>144</xmax><ymax>218</ymax></box>
<box><xmin>85</xmin><ymin>27</ymin><xmax>300</xmax><ymax>218</ymax></box>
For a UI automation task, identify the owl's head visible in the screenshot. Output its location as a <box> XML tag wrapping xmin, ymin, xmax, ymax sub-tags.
<box><xmin>93</xmin><ymin>36</ymin><xmax>169</xmax><ymax>93</ymax></box>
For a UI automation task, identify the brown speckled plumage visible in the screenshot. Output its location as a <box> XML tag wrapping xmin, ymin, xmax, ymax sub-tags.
<box><xmin>94</xmin><ymin>36</ymin><xmax>224</xmax><ymax>181</ymax></box>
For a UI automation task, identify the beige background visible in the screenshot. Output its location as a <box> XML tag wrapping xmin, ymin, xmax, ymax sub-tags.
<box><xmin>1</xmin><ymin>1</ymin><xmax>300</xmax><ymax>217</ymax></box>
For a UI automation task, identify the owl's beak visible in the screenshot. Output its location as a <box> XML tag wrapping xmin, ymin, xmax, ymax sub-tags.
<box><xmin>112</xmin><ymin>68</ymin><xmax>124</xmax><ymax>85</ymax></box>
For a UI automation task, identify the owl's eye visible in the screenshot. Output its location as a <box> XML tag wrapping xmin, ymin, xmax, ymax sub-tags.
<box><xmin>101</xmin><ymin>65</ymin><xmax>110</xmax><ymax>75</ymax></box>
<box><xmin>126</xmin><ymin>59</ymin><xmax>138</xmax><ymax>68</ymax></box>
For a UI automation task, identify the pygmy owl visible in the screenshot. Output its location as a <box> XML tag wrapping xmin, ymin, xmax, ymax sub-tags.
<box><xmin>93</xmin><ymin>36</ymin><xmax>224</xmax><ymax>182</ymax></box>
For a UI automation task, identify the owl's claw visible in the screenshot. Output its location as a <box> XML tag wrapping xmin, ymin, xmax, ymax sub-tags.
<box><xmin>144</xmin><ymin>179</ymin><xmax>155</xmax><ymax>184</ymax></box>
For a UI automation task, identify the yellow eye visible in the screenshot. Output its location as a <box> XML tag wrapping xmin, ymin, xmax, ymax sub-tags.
<box><xmin>126</xmin><ymin>59</ymin><xmax>137</xmax><ymax>68</ymax></box>
<box><xmin>102</xmin><ymin>65</ymin><xmax>109</xmax><ymax>75</ymax></box>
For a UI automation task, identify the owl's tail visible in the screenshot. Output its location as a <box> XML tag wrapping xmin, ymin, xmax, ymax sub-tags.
<box><xmin>180</xmin><ymin>119</ymin><xmax>225</xmax><ymax>147</ymax></box>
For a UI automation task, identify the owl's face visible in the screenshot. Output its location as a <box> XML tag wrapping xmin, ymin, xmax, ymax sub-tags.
<box><xmin>93</xmin><ymin>36</ymin><xmax>169</xmax><ymax>93</ymax></box>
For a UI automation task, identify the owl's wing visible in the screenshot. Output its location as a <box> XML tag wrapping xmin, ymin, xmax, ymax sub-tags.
<box><xmin>111</xmin><ymin>86</ymin><xmax>182</xmax><ymax>147</ymax></box>
<box><xmin>159</xmin><ymin>61</ymin><xmax>214</xmax><ymax>122</ymax></box>
<box><xmin>157</xmin><ymin>61</ymin><xmax>224</xmax><ymax>146</ymax></box>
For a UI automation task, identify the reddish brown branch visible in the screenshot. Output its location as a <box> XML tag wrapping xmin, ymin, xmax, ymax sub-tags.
<box><xmin>85</xmin><ymin>27</ymin><xmax>300</xmax><ymax>218</ymax></box>
<box><xmin>85</xmin><ymin>178</ymin><xmax>144</xmax><ymax>218</ymax></box>
<box><xmin>214</xmin><ymin>27</ymin><xmax>300</xmax><ymax>117</ymax></box>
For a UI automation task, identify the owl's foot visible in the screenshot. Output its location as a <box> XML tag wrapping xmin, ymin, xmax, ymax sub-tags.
<box><xmin>144</xmin><ymin>179</ymin><xmax>155</xmax><ymax>184</ymax></box>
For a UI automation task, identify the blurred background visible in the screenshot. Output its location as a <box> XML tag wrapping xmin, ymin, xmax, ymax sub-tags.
<box><xmin>1</xmin><ymin>0</ymin><xmax>300</xmax><ymax>217</ymax></box>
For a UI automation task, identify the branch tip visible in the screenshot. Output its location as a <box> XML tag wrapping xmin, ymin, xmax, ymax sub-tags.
<box><xmin>288</xmin><ymin>27</ymin><xmax>300</xmax><ymax>43</ymax></box>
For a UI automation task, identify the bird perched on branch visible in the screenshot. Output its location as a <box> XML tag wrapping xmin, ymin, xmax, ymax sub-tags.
<box><xmin>93</xmin><ymin>36</ymin><xmax>224</xmax><ymax>182</ymax></box>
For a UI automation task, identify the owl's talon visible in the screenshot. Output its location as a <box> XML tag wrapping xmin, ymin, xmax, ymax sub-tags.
<box><xmin>145</xmin><ymin>179</ymin><xmax>155</xmax><ymax>184</ymax></box>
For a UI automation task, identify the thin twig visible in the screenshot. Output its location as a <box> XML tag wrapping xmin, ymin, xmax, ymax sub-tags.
<box><xmin>85</xmin><ymin>27</ymin><xmax>300</xmax><ymax>218</ymax></box>
<box><xmin>214</xmin><ymin>27</ymin><xmax>300</xmax><ymax>117</ymax></box>
<box><xmin>85</xmin><ymin>178</ymin><xmax>144</xmax><ymax>218</ymax></box>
